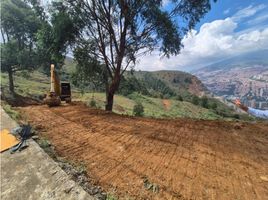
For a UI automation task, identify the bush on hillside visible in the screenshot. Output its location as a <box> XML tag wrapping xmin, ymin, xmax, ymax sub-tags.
<box><xmin>191</xmin><ymin>95</ymin><xmax>199</xmax><ymax>105</ymax></box>
<box><xmin>210</xmin><ymin>102</ymin><xmax>217</xmax><ymax>109</ymax></box>
<box><xmin>133</xmin><ymin>102</ymin><xmax>144</xmax><ymax>116</ymax></box>
<box><xmin>89</xmin><ymin>98</ymin><xmax>97</xmax><ymax>108</ymax></box>
<box><xmin>201</xmin><ymin>96</ymin><xmax>209</xmax><ymax>108</ymax></box>
<box><xmin>176</xmin><ymin>95</ymin><xmax>183</xmax><ymax>101</ymax></box>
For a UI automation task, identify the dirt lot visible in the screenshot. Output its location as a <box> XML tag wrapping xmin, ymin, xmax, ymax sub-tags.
<box><xmin>20</xmin><ymin>103</ymin><xmax>268</xmax><ymax>200</ymax></box>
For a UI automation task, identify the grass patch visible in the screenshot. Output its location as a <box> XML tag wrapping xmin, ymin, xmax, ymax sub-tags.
<box><xmin>76</xmin><ymin>92</ymin><xmax>223</xmax><ymax>120</ymax></box>
<box><xmin>1</xmin><ymin>71</ymin><xmax>50</xmax><ymax>98</ymax></box>
<box><xmin>2</xmin><ymin>103</ymin><xmax>20</xmax><ymax>120</ymax></box>
<box><xmin>1</xmin><ymin>71</ymin><xmax>245</xmax><ymax>121</ymax></box>
<box><xmin>106</xmin><ymin>193</ymin><xmax>118</xmax><ymax>200</ymax></box>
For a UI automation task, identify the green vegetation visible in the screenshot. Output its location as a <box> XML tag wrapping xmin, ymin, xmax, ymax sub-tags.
<box><xmin>65</xmin><ymin>0</ymin><xmax>215</xmax><ymax>111</ymax></box>
<box><xmin>78</xmin><ymin>92</ymin><xmax>221</xmax><ymax>120</ymax></box>
<box><xmin>1</xmin><ymin>67</ymin><xmax>247</xmax><ymax>121</ymax></box>
<box><xmin>1</xmin><ymin>71</ymin><xmax>50</xmax><ymax>98</ymax></box>
<box><xmin>1</xmin><ymin>0</ymin><xmax>42</xmax><ymax>93</ymax></box>
<box><xmin>133</xmin><ymin>102</ymin><xmax>144</xmax><ymax>117</ymax></box>
<box><xmin>89</xmin><ymin>98</ymin><xmax>97</xmax><ymax>108</ymax></box>
<box><xmin>1</xmin><ymin>69</ymin><xmax>245</xmax><ymax>121</ymax></box>
<box><xmin>106</xmin><ymin>193</ymin><xmax>118</xmax><ymax>200</ymax></box>
<box><xmin>1</xmin><ymin>0</ymin><xmax>80</xmax><ymax>93</ymax></box>
<box><xmin>2</xmin><ymin>103</ymin><xmax>20</xmax><ymax>120</ymax></box>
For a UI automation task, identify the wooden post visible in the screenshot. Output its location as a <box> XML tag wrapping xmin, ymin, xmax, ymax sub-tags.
<box><xmin>50</xmin><ymin>64</ymin><xmax>55</xmax><ymax>93</ymax></box>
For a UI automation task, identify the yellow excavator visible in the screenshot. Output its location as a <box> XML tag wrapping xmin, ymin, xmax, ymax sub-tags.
<box><xmin>44</xmin><ymin>64</ymin><xmax>71</xmax><ymax>107</ymax></box>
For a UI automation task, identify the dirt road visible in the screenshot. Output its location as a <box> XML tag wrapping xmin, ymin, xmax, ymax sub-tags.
<box><xmin>20</xmin><ymin>103</ymin><xmax>268</xmax><ymax>200</ymax></box>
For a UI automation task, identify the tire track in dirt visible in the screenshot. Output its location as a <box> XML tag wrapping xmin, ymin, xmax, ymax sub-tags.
<box><xmin>20</xmin><ymin>104</ymin><xmax>268</xmax><ymax>200</ymax></box>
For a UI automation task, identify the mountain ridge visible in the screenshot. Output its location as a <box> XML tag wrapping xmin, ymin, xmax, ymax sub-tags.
<box><xmin>192</xmin><ymin>49</ymin><xmax>268</xmax><ymax>73</ymax></box>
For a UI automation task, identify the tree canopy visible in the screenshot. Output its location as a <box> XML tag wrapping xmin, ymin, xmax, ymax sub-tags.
<box><xmin>1</xmin><ymin>0</ymin><xmax>80</xmax><ymax>92</ymax></box>
<box><xmin>1</xmin><ymin>0</ymin><xmax>41</xmax><ymax>92</ymax></box>
<box><xmin>35</xmin><ymin>1</ymin><xmax>81</xmax><ymax>73</ymax></box>
<box><xmin>64</xmin><ymin>0</ymin><xmax>216</xmax><ymax>110</ymax></box>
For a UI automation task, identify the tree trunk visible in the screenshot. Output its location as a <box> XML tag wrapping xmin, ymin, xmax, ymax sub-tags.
<box><xmin>105</xmin><ymin>71</ymin><xmax>121</xmax><ymax>111</ymax></box>
<box><xmin>105</xmin><ymin>90</ymin><xmax>114</xmax><ymax>111</ymax></box>
<box><xmin>8</xmin><ymin>68</ymin><xmax>14</xmax><ymax>93</ymax></box>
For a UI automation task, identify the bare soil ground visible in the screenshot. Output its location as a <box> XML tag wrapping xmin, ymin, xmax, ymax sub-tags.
<box><xmin>162</xmin><ymin>99</ymin><xmax>171</xmax><ymax>110</ymax></box>
<box><xmin>19</xmin><ymin>103</ymin><xmax>268</xmax><ymax>200</ymax></box>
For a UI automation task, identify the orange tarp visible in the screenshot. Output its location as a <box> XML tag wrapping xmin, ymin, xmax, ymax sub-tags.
<box><xmin>0</xmin><ymin>129</ymin><xmax>19</xmax><ymax>152</ymax></box>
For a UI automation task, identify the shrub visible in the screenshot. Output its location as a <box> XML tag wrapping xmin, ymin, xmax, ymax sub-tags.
<box><xmin>210</xmin><ymin>102</ymin><xmax>217</xmax><ymax>109</ymax></box>
<box><xmin>201</xmin><ymin>96</ymin><xmax>209</xmax><ymax>108</ymax></box>
<box><xmin>133</xmin><ymin>102</ymin><xmax>144</xmax><ymax>116</ymax></box>
<box><xmin>176</xmin><ymin>95</ymin><xmax>183</xmax><ymax>101</ymax></box>
<box><xmin>89</xmin><ymin>98</ymin><xmax>97</xmax><ymax>108</ymax></box>
<box><xmin>233</xmin><ymin>114</ymin><xmax>240</xmax><ymax>119</ymax></box>
<box><xmin>191</xmin><ymin>95</ymin><xmax>199</xmax><ymax>105</ymax></box>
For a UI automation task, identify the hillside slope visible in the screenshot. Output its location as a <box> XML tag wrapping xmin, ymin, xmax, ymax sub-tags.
<box><xmin>124</xmin><ymin>70</ymin><xmax>208</xmax><ymax>99</ymax></box>
<box><xmin>1</xmin><ymin>71</ymin><xmax>237</xmax><ymax>120</ymax></box>
<box><xmin>151</xmin><ymin>70</ymin><xmax>208</xmax><ymax>96</ymax></box>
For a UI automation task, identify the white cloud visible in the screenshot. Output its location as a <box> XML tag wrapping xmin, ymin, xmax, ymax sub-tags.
<box><xmin>232</xmin><ymin>4</ymin><xmax>266</xmax><ymax>21</ymax></box>
<box><xmin>248</xmin><ymin>13</ymin><xmax>268</xmax><ymax>25</ymax></box>
<box><xmin>136</xmin><ymin>16</ymin><xmax>268</xmax><ymax>72</ymax></box>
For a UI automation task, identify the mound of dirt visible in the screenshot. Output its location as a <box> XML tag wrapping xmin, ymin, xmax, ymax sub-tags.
<box><xmin>19</xmin><ymin>103</ymin><xmax>268</xmax><ymax>200</ymax></box>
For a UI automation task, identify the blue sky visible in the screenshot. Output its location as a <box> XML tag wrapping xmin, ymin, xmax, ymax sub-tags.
<box><xmin>197</xmin><ymin>0</ymin><xmax>268</xmax><ymax>31</ymax></box>
<box><xmin>137</xmin><ymin>0</ymin><xmax>268</xmax><ymax>72</ymax></box>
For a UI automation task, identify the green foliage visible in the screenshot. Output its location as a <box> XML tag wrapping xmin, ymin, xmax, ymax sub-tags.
<box><xmin>200</xmin><ymin>96</ymin><xmax>209</xmax><ymax>108</ymax></box>
<box><xmin>65</xmin><ymin>0</ymin><xmax>215</xmax><ymax>111</ymax></box>
<box><xmin>2</xmin><ymin>103</ymin><xmax>20</xmax><ymax>120</ymax></box>
<box><xmin>35</xmin><ymin>1</ymin><xmax>81</xmax><ymax>74</ymax></box>
<box><xmin>119</xmin><ymin>76</ymin><xmax>149</xmax><ymax>96</ymax></box>
<box><xmin>141</xmin><ymin>73</ymin><xmax>176</xmax><ymax>98</ymax></box>
<box><xmin>191</xmin><ymin>95</ymin><xmax>200</xmax><ymax>105</ymax></box>
<box><xmin>89</xmin><ymin>98</ymin><xmax>97</xmax><ymax>108</ymax></box>
<box><xmin>1</xmin><ymin>0</ymin><xmax>42</xmax><ymax>91</ymax></box>
<box><xmin>133</xmin><ymin>102</ymin><xmax>144</xmax><ymax>116</ymax></box>
<box><xmin>106</xmin><ymin>193</ymin><xmax>118</xmax><ymax>200</ymax></box>
<box><xmin>176</xmin><ymin>95</ymin><xmax>183</xmax><ymax>101</ymax></box>
<box><xmin>39</xmin><ymin>139</ymin><xmax>51</xmax><ymax>148</ymax></box>
<box><xmin>71</xmin><ymin>42</ymin><xmax>107</xmax><ymax>92</ymax></box>
<box><xmin>210</xmin><ymin>102</ymin><xmax>218</xmax><ymax>109</ymax></box>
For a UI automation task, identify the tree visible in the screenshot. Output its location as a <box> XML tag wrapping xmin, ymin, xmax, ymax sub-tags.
<box><xmin>65</xmin><ymin>0</ymin><xmax>215</xmax><ymax>111</ymax></box>
<box><xmin>1</xmin><ymin>0</ymin><xmax>41</xmax><ymax>93</ymax></box>
<box><xmin>210</xmin><ymin>102</ymin><xmax>217</xmax><ymax>110</ymax></box>
<box><xmin>176</xmin><ymin>95</ymin><xmax>183</xmax><ymax>101</ymax></box>
<box><xmin>71</xmin><ymin>41</ymin><xmax>108</xmax><ymax>93</ymax></box>
<box><xmin>192</xmin><ymin>95</ymin><xmax>199</xmax><ymax>105</ymax></box>
<box><xmin>35</xmin><ymin>1</ymin><xmax>81</xmax><ymax>73</ymax></box>
<box><xmin>200</xmin><ymin>96</ymin><xmax>209</xmax><ymax>108</ymax></box>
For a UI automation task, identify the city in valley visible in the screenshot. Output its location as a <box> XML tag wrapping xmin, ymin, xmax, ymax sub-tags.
<box><xmin>196</xmin><ymin>65</ymin><xmax>268</xmax><ymax>109</ymax></box>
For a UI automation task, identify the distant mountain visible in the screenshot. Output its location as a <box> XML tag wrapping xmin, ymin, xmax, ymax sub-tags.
<box><xmin>193</xmin><ymin>49</ymin><xmax>268</xmax><ymax>73</ymax></box>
